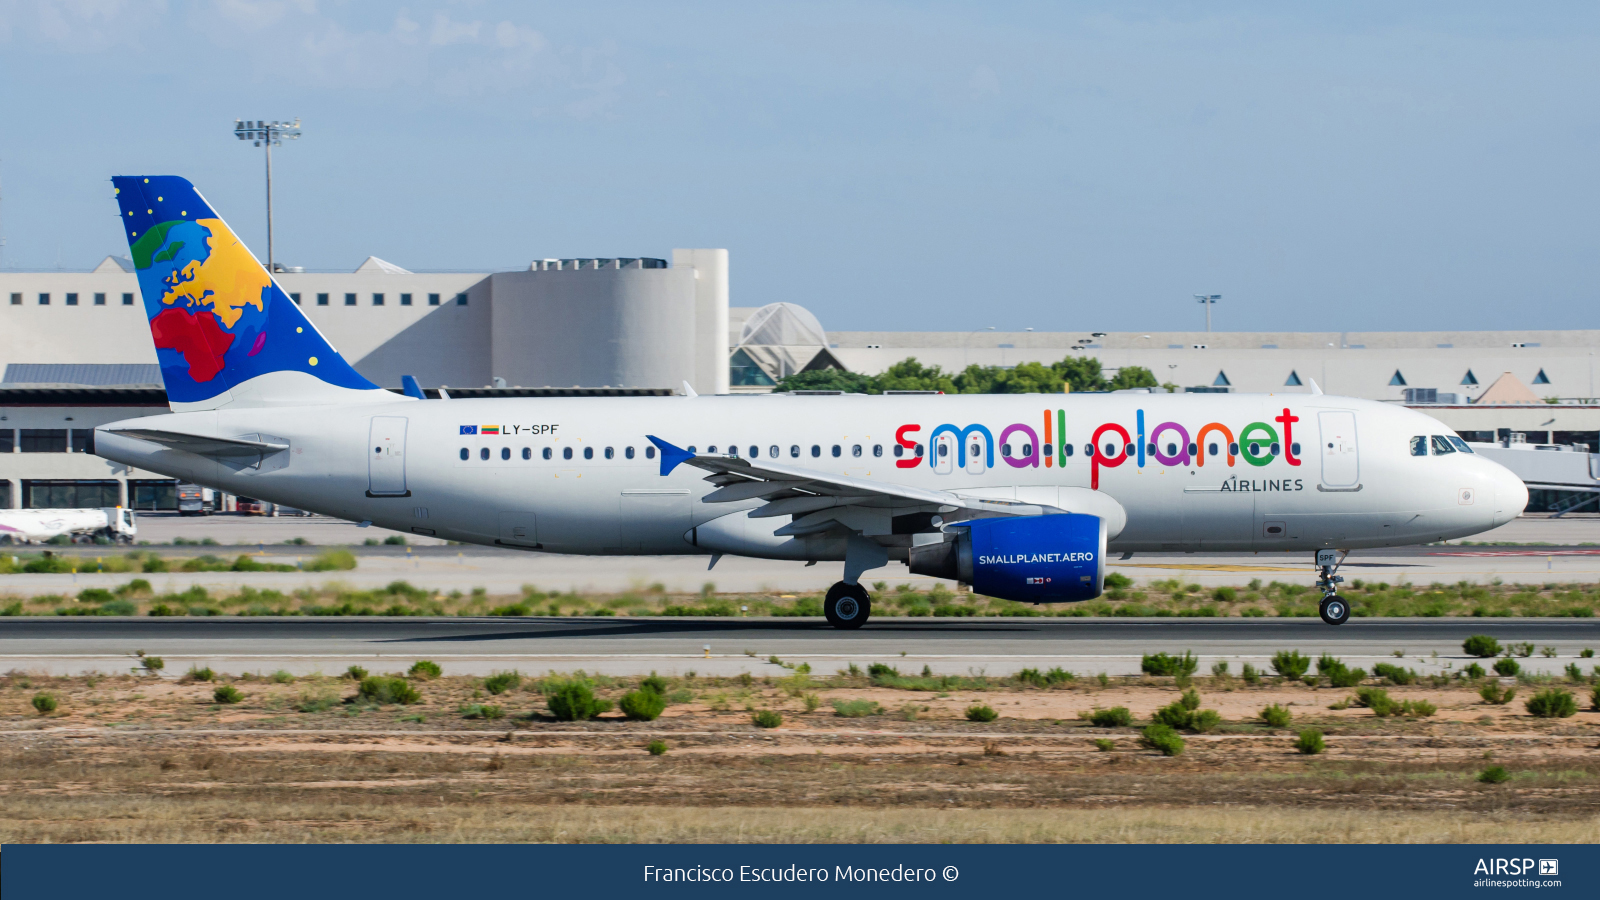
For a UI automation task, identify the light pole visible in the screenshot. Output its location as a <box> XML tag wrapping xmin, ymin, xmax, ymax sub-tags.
<box><xmin>234</xmin><ymin>118</ymin><xmax>301</xmax><ymax>272</ymax></box>
<box><xmin>1194</xmin><ymin>294</ymin><xmax>1220</xmax><ymax>333</ymax></box>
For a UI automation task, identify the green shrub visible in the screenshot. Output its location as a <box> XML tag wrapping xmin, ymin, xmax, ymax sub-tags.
<box><xmin>1016</xmin><ymin>667</ymin><xmax>1047</xmax><ymax>688</ymax></box>
<box><xmin>460</xmin><ymin>703</ymin><xmax>505</xmax><ymax>720</ymax></box>
<box><xmin>1104</xmin><ymin>572</ymin><xmax>1133</xmax><ymax>589</ymax></box>
<box><xmin>1271</xmin><ymin>650</ymin><xmax>1311</xmax><ymax>680</ymax></box>
<box><xmin>1317</xmin><ymin>654</ymin><xmax>1365</xmax><ymax>688</ymax></box>
<box><xmin>1372</xmin><ymin>662</ymin><xmax>1417</xmax><ymax>685</ymax></box>
<box><xmin>305</xmin><ymin>549</ymin><xmax>357</xmax><ymax>572</ymax></box>
<box><xmin>965</xmin><ymin>704</ymin><xmax>999</xmax><ymax>723</ymax></box>
<box><xmin>343</xmin><ymin>665</ymin><xmax>368</xmax><ymax>680</ymax></box>
<box><xmin>752</xmin><ymin>709</ymin><xmax>783</xmax><ymax>728</ymax></box>
<box><xmin>1566</xmin><ymin>663</ymin><xmax>1583</xmax><ymax>681</ymax></box>
<box><xmin>1460</xmin><ymin>663</ymin><xmax>1485</xmax><ymax>680</ymax></box>
<box><xmin>1261</xmin><ymin>703</ymin><xmax>1292</xmax><ymax>727</ymax></box>
<box><xmin>1153</xmin><ymin>701</ymin><xmax>1194</xmax><ymax>729</ymax></box>
<box><xmin>1479</xmin><ymin>683</ymin><xmax>1516</xmax><ymax>705</ymax></box>
<box><xmin>832</xmin><ymin>699</ymin><xmax>883</xmax><ymax>718</ymax></box>
<box><xmin>1240</xmin><ymin>663</ymin><xmax>1261</xmax><ymax>685</ymax></box>
<box><xmin>1189</xmin><ymin>709</ymin><xmax>1222</xmax><ymax>733</ymax></box>
<box><xmin>647</xmin><ymin>740</ymin><xmax>668</xmax><ymax>756</ymax></box>
<box><xmin>1492</xmin><ymin>658</ymin><xmax>1520</xmax><ymax>677</ymax></box>
<box><xmin>295</xmin><ymin>687</ymin><xmax>340</xmax><ymax>712</ymax></box>
<box><xmin>1179</xmin><ymin>689</ymin><xmax>1201</xmax><ymax>710</ymax></box>
<box><xmin>1089</xmin><ymin>706</ymin><xmax>1133</xmax><ymax>727</ymax></box>
<box><xmin>640</xmin><ymin>672</ymin><xmax>670</xmax><ymax>695</ymax></box>
<box><xmin>383</xmin><ymin>535</ymin><xmax>407</xmax><ymax>545</ymax></box>
<box><xmin>1525</xmin><ymin>688</ymin><xmax>1578</xmax><ymax>719</ymax></box>
<box><xmin>1212</xmin><ymin>586</ymin><xmax>1237</xmax><ymax>603</ymax></box>
<box><xmin>1463</xmin><ymin>635</ymin><xmax>1501</xmax><ymax>657</ymax></box>
<box><xmin>1140</xmin><ymin>724</ymin><xmax>1185</xmax><ymax>756</ymax></box>
<box><xmin>213</xmin><ymin>685</ymin><xmax>244</xmax><ymax>704</ymax></box>
<box><xmin>546</xmin><ymin>679</ymin><xmax>612</xmax><ymax>720</ymax></box>
<box><xmin>140</xmin><ymin>655</ymin><xmax>165</xmax><ymax>674</ymax></box>
<box><xmin>1354</xmin><ymin>687</ymin><xmax>1398</xmax><ymax>716</ymax></box>
<box><xmin>484</xmin><ymin>671</ymin><xmax>522</xmax><ymax>695</ymax></box>
<box><xmin>1093</xmin><ymin>738</ymin><xmax>1115</xmax><ymax>751</ymax></box>
<box><xmin>31</xmin><ymin>692</ymin><xmax>57</xmax><ymax>714</ymax></box>
<box><xmin>407</xmin><ymin>660</ymin><xmax>442</xmax><ymax>680</ymax></box>
<box><xmin>1295</xmin><ymin>728</ymin><xmax>1325</xmax><ymax>755</ymax></box>
<box><xmin>1404</xmin><ymin>699</ymin><xmax>1437</xmax><ymax>717</ymax></box>
<box><xmin>619</xmin><ymin>688</ymin><xmax>668</xmax><ymax>721</ymax></box>
<box><xmin>269</xmin><ymin>669</ymin><xmax>295</xmax><ymax>684</ymax></box>
<box><xmin>1211</xmin><ymin>661</ymin><xmax>1230</xmax><ymax>677</ymax></box>
<box><xmin>1592</xmin><ymin>685</ymin><xmax>1600</xmax><ymax>711</ymax></box>
<box><xmin>1478</xmin><ymin>765</ymin><xmax>1511</xmax><ymax>784</ymax></box>
<box><xmin>1141</xmin><ymin>651</ymin><xmax>1199</xmax><ymax>677</ymax></box>
<box><xmin>185</xmin><ymin>665</ymin><xmax>215</xmax><ymax>682</ymax></box>
<box><xmin>357</xmin><ymin>676</ymin><xmax>419</xmax><ymax>705</ymax></box>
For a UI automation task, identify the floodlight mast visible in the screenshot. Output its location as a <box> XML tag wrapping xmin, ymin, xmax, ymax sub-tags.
<box><xmin>233</xmin><ymin>118</ymin><xmax>301</xmax><ymax>272</ymax></box>
<box><xmin>1194</xmin><ymin>294</ymin><xmax>1220</xmax><ymax>333</ymax></box>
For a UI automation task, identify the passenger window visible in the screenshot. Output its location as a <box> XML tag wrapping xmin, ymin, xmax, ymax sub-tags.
<box><xmin>479</xmin><ymin>447</ymin><xmax>489</xmax><ymax>461</ymax></box>
<box><xmin>646</xmin><ymin>447</ymin><xmax>656</xmax><ymax>459</ymax></box>
<box><xmin>1165</xmin><ymin>443</ymin><xmax>1177</xmax><ymax>456</ymax></box>
<box><xmin>1270</xmin><ymin>443</ymin><xmax>1280</xmax><ymax>456</ymax></box>
<box><xmin>687</xmin><ymin>446</ymin><xmax>697</xmax><ymax>454</ymax></box>
<box><xmin>1085</xmin><ymin>444</ymin><xmax>1095</xmax><ymax>457</ymax></box>
<box><xmin>893</xmin><ymin>444</ymin><xmax>904</xmax><ymax>457</ymax></box>
<box><xmin>832</xmin><ymin>445</ymin><xmax>841</xmax><ymax>457</ymax></box>
<box><xmin>626</xmin><ymin>446</ymin><xmax>635</xmax><ymax>459</ymax></box>
<box><xmin>790</xmin><ymin>445</ymin><xmax>800</xmax><ymax>458</ymax></box>
<box><xmin>769</xmin><ymin>445</ymin><xmax>779</xmax><ymax>458</ymax></box>
<box><xmin>729</xmin><ymin>445</ymin><xmax>739</xmax><ymax>457</ymax></box>
<box><xmin>543</xmin><ymin>448</ymin><xmax>552</xmax><ymax>460</ymax></box>
<box><xmin>1147</xmin><ymin>443</ymin><xmax>1157</xmax><ymax>455</ymax></box>
<box><xmin>750</xmin><ymin>445</ymin><xmax>759</xmax><ymax>458</ymax></box>
<box><xmin>459</xmin><ymin>448</ymin><xmax>468</xmax><ymax>460</ymax></box>
<box><xmin>1291</xmin><ymin>442</ymin><xmax>1301</xmax><ymax>456</ymax></box>
<box><xmin>501</xmin><ymin>447</ymin><xmax>510</xmax><ymax>461</ymax></box>
<box><xmin>584</xmin><ymin>447</ymin><xmax>594</xmax><ymax>460</ymax></box>
<box><xmin>938</xmin><ymin>444</ymin><xmax>948</xmax><ymax>458</ymax></box>
<box><xmin>1001</xmin><ymin>444</ymin><xmax>1012</xmax><ymax>457</ymax></box>
<box><xmin>915</xmin><ymin>444</ymin><xmax>924</xmax><ymax>457</ymax></box>
<box><xmin>604</xmin><ymin>447</ymin><xmax>614</xmax><ymax>459</ymax></box>
<box><xmin>1449</xmin><ymin>436</ymin><xmax>1473</xmax><ymax>453</ymax></box>
<box><xmin>811</xmin><ymin>445</ymin><xmax>821</xmax><ymax>457</ymax></box>
<box><xmin>563</xmin><ymin>447</ymin><xmax>573</xmax><ymax>460</ymax></box>
<box><xmin>522</xmin><ymin>447</ymin><xmax>531</xmax><ymax>460</ymax></box>
<box><xmin>1431</xmin><ymin>435</ymin><xmax>1456</xmax><ymax>455</ymax></box>
<box><xmin>873</xmin><ymin>444</ymin><xmax>882</xmax><ymax>457</ymax></box>
<box><xmin>708</xmin><ymin>445</ymin><xmax>718</xmax><ymax>454</ymax></box>
<box><xmin>1208</xmin><ymin>442</ymin><xmax>1219</xmax><ymax>456</ymax></box>
<box><xmin>1228</xmin><ymin>442</ymin><xmax>1239</xmax><ymax>456</ymax></box>
<box><xmin>1187</xmin><ymin>443</ymin><xmax>1197</xmax><ymax>456</ymax></box>
<box><xmin>852</xmin><ymin>444</ymin><xmax>862</xmax><ymax>457</ymax></box>
<box><xmin>1410</xmin><ymin>436</ymin><xmax>1428</xmax><ymax>457</ymax></box>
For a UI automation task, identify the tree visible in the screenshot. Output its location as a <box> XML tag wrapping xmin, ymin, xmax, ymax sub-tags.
<box><xmin>1109</xmin><ymin>365</ymin><xmax>1159</xmax><ymax>390</ymax></box>
<box><xmin>773</xmin><ymin>368</ymin><xmax>878</xmax><ymax>394</ymax></box>
<box><xmin>877</xmin><ymin>358</ymin><xmax>957</xmax><ymax>393</ymax></box>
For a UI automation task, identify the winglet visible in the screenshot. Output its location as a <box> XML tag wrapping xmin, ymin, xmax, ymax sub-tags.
<box><xmin>401</xmin><ymin>375</ymin><xmax>425</xmax><ymax>399</ymax></box>
<box><xmin>1307</xmin><ymin>377</ymin><xmax>1324</xmax><ymax>396</ymax></box>
<box><xmin>681</xmin><ymin>380</ymin><xmax>698</xmax><ymax>398</ymax></box>
<box><xmin>647</xmin><ymin>435</ymin><xmax>694</xmax><ymax>476</ymax></box>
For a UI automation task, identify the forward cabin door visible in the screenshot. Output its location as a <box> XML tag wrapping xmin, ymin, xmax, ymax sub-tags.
<box><xmin>1318</xmin><ymin>411</ymin><xmax>1360</xmax><ymax>488</ymax></box>
<box><xmin>368</xmin><ymin>417</ymin><xmax>408</xmax><ymax>496</ymax></box>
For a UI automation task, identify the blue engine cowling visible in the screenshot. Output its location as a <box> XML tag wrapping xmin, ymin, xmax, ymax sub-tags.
<box><xmin>906</xmin><ymin>514</ymin><xmax>1106</xmax><ymax>603</ymax></box>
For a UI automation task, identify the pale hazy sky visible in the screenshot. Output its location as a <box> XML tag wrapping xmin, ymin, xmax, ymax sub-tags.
<box><xmin>1</xmin><ymin>2</ymin><xmax>1597</xmax><ymax>334</ymax></box>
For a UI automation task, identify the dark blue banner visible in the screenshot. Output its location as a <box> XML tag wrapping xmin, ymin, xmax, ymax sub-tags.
<box><xmin>3</xmin><ymin>843</ymin><xmax>1594</xmax><ymax>899</ymax></box>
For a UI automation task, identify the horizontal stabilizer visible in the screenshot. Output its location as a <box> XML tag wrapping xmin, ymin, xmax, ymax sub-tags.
<box><xmin>107</xmin><ymin>428</ymin><xmax>287</xmax><ymax>457</ymax></box>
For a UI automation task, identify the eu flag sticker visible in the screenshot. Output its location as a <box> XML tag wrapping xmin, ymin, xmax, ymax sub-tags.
<box><xmin>460</xmin><ymin>425</ymin><xmax>478</xmax><ymax>435</ymax></box>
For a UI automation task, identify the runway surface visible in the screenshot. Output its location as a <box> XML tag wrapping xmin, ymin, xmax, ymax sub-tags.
<box><xmin>4</xmin><ymin>616</ymin><xmax>1596</xmax><ymax>678</ymax></box>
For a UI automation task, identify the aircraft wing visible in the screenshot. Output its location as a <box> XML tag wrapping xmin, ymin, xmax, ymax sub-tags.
<box><xmin>106</xmin><ymin>429</ymin><xmax>289</xmax><ymax>458</ymax></box>
<box><xmin>646</xmin><ymin>435</ymin><xmax>1048</xmax><ymax>537</ymax></box>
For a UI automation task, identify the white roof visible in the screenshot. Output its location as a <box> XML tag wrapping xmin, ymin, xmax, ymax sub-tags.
<box><xmin>738</xmin><ymin>302</ymin><xmax>826</xmax><ymax>348</ymax></box>
<box><xmin>353</xmin><ymin>256</ymin><xmax>413</xmax><ymax>275</ymax></box>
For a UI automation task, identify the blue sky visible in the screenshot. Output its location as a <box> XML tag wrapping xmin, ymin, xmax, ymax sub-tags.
<box><xmin>1</xmin><ymin>2</ymin><xmax>1597</xmax><ymax>333</ymax></box>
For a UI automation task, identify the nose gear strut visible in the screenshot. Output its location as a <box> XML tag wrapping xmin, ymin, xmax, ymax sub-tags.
<box><xmin>1315</xmin><ymin>548</ymin><xmax>1350</xmax><ymax>625</ymax></box>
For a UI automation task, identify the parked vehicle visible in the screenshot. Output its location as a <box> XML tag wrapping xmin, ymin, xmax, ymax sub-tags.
<box><xmin>0</xmin><ymin>507</ymin><xmax>138</xmax><ymax>544</ymax></box>
<box><xmin>176</xmin><ymin>483</ymin><xmax>215</xmax><ymax>516</ymax></box>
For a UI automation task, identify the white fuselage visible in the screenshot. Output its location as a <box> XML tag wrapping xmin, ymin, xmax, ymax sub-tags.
<box><xmin>92</xmin><ymin>392</ymin><xmax>1526</xmax><ymax>563</ymax></box>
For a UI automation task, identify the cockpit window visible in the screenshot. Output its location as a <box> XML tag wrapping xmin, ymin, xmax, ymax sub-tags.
<box><xmin>1409</xmin><ymin>436</ymin><xmax>1428</xmax><ymax>457</ymax></box>
<box><xmin>1448</xmin><ymin>436</ymin><xmax>1473</xmax><ymax>453</ymax></box>
<box><xmin>1430</xmin><ymin>435</ymin><xmax>1457</xmax><ymax>455</ymax></box>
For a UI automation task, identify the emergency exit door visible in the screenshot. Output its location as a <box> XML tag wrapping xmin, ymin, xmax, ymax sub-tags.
<box><xmin>368</xmin><ymin>417</ymin><xmax>409</xmax><ymax>497</ymax></box>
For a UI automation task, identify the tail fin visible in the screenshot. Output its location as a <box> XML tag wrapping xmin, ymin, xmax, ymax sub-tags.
<box><xmin>111</xmin><ymin>176</ymin><xmax>397</xmax><ymax>410</ymax></box>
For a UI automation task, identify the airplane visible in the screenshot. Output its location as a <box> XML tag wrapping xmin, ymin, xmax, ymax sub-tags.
<box><xmin>93</xmin><ymin>176</ymin><xmax>1528</xmax><ymax>628</ymax></box>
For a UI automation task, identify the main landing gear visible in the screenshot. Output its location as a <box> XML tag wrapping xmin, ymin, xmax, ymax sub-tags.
<box><xmin>824</xmin><ymin>582</ymin><xmax>872</xmax><ymax>629</ymax></box>
<box><xmin>1315</xmin><ymin>548</ymin><xmax>1350</xmax><ymax>626</ymax></box>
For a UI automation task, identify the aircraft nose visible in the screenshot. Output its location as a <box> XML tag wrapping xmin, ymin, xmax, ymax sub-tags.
<box><xmin>1491</xmin><ymin>464</ymin><xmax>1529</xmax><ymax>527</ymax></box>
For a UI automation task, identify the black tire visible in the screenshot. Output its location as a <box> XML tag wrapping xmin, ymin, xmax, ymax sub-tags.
<box><xmin>1319</xmin><ymin>595</ymin><xmax>1350</xmax><ymax>626</ymax></box>
<box><xmin>824</xmin><ymin>582</ymin><xmax>872</xmax><ymax>629</ymax></box>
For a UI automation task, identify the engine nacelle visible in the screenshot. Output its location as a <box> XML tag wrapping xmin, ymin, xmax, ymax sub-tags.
<box><xmin>907</xmin><ymin>514</ymin><xmax>1106</xmax><ymax>603</ymax></box>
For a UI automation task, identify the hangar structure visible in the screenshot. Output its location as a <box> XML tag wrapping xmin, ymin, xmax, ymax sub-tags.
<box><xmin>1</xmin><ymin>247</ymin><xmax>1598</xmax><ymax>512</ymax></box>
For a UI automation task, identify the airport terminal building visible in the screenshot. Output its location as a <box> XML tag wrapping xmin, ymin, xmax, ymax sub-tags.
<box><xmin>2</xmin><ymin>251</ymin><xmax>1598</xmax><ymax>512</ymax></box>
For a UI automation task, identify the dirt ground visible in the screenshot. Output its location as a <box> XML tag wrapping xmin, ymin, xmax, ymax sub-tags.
<box><xmin>2</xmin><ymin>670</ymin><xmax>1598</xmax><ymax>843</ymax></box>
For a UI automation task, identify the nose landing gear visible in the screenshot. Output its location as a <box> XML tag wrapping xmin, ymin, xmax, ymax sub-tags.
<box><xmin>824</xmin><ymin>581</ymin><xmax>872</xmax><ymax>629</ymax></box>
<box><xmin>1315</xmin><ymin>548</ymin><xmax>1350</xmax><ymax>625</ymax></box>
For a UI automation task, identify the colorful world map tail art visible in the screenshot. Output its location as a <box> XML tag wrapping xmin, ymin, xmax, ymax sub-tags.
<box><xmin>112</xmin><ymin>176</ymin><xmax>391</xmax><ymax>410</ymax></box>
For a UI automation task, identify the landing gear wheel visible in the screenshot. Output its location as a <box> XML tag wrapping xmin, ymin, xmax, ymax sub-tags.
<box><xmin>824</xmin><ymin>582</ymin><xmax>872</xmax><ymax>629</ymax></box>
<box><xmin>1319</xmin><ymin>595</ymin><xmax>1350</xmax><ymax>626</ymax></box>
